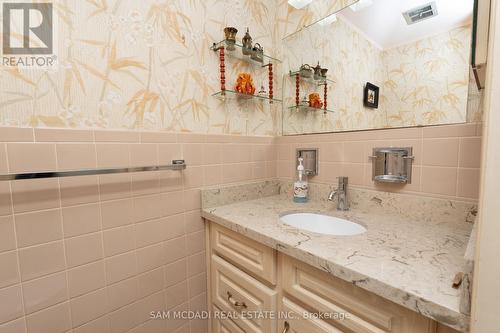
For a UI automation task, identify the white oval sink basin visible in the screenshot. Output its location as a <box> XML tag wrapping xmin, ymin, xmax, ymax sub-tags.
<box><xmin>280</xmin><ymin>213</ymin><xmax>366</xmax><ymax>236</ymax></box>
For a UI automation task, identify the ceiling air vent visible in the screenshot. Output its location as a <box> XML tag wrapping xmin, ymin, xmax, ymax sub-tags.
<box><xmin>402</xmin><ymin>2</ymin><xmax>438</xmax><ymax>25</ymax></box>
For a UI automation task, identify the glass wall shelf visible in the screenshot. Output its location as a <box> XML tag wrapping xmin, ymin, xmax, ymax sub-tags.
<box><xmin>212</xmin><ymin>90</ymin><xmax>282</xmax><ymax>103</ymax></box>
<box><xmin>288</xmin><ymin>70</ymin><xmax>335</xmax><ymax>84</ymax></box>
<box><xmin>288</xmin><ymin>104</ymin><xmax>334</xmax><ymax>113</ymax></box>
<box><xmin>211</xmin><ymin>40</ymin><xmax>282</xmax><ymax>64</ymax></box>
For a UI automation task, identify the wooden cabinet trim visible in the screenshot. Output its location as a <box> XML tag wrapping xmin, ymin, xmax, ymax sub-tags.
<box><xmin>210</xmin><ymin>223</ymin><xmax>277</xmax><ymax>285</ymax></box>
<box><xmin>211</xmin><ymin>255</ymin><xmax>278</xmax><ymax>333</ymax></box>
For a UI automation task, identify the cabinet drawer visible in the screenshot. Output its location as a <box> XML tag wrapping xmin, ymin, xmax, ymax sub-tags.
<box><xmin>280</xmin><ymin>297</ymin><xmax>343</xmax><ymax>333</ymax></box>
<box><xmin>211</xmin><ymin>255</ymin><xmax>278</xmax><ymax>333</ymax></box>
<box><xmin>213</xmin><ymin>314</ymin><xmax>246</xmax><ymax>333</ymax></box>
<box><xmin>281</xmin><ymin>255</ymin><xmax>434</xmax><ymax>333</ymax></box>
<box><xmin>210</xmin><ymin>223</ymin><xmax>276</xmax><ymax>284</ymax></box>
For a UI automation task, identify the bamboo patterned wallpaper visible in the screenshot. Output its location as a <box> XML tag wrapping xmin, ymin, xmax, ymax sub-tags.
<box><xmin>0</xmin><ymin>0</ymin><xmax>357</xmax><ymax>135</ymax></box>
<box><xmin>382</xmin><ymin>25</ymin><xmax>472</xmax><ymax>127</ymax></box>
<box><xmin>282</xmin><ymin>18</ymin><xmax>474</xmax><ymax>135</ymax></box>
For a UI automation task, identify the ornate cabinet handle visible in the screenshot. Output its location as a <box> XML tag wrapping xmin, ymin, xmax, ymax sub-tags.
<box><xmin>226</xmin><ymin>291</ymin><xmax>247</xmax><ymax>309</ymax></box>
<box><xmin>282</xmin><ymin>321</ymin><xmax>290</xmax><ymax>333</ymax></box>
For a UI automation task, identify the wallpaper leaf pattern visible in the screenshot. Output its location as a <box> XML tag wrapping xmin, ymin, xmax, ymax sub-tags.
<box><xmin>0</xmin><ymin>0</ymin><xmax>300</xmax><ymax>135</ymax></box>
<box><xmin>282</xmin><ymin>18</ymin><xmax>474</xmax><ymax>135</ymax></box>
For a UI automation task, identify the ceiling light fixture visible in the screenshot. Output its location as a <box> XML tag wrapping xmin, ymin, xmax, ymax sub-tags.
<box><xmin>349</xmin><ymin>0</ymin><xmax>373</xmax><ymax>12</ymax></box>
<box><xmin>288</xmin><ymin>0</ymin><xmax>314</xmax><ymax>10</ymax></box>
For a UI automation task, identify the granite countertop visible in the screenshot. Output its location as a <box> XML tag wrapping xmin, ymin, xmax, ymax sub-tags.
<box><xmin>201</xmin><ymin>182</ymin><xmax>475</xmax><ymax>332</ymax></box>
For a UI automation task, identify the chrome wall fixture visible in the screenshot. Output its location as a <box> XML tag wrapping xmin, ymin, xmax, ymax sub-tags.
<box><xmin>369</xmin><ymin>148</ymin><xmax>414</xmax><ymax>184</ymax></box>
<box><xmin>0</xmin><ymin>160</ymin><xmax>186</xmax><ymax>181</ymax></box>
<box><xmin>296</xmin><ymin>148</ymin><xmax>319</xmax><ymax>176</ymax></box>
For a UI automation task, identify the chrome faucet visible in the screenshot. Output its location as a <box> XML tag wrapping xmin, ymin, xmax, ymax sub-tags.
<box><xmin>328</xmin><ymin>176</ymin><xmax>349</xmax><ymax>211</ymax></box>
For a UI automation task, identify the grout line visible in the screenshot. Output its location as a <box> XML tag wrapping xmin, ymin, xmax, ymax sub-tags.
<box><xmin>4</xmin><ymin>140</ymin><xmax>29</xmax><ymax>330</ymax></box>
<box><xmin>56</xmin><ymin>151</ymin><xmax>74</xmax><ymax>330</ymax></box>
<box><xmin>92</xmin><ymin>139</ymin><xmax>112</xmax><ymax>332</ymax></box>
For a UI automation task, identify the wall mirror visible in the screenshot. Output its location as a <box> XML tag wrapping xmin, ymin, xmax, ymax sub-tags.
<box><xmin>282</xmin><ymin>0</ymin><xmax>481</xmax><ymax>135</ymax></box>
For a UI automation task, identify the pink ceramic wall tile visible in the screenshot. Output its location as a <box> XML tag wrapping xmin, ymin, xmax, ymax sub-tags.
<box><xmin>0</xmin><ymin>127</ymin><xmax>34</xmax><ymax>142</ymax></box>
<box><xmin>422</xmin><ymin>138</ymin><xmax>459</xmax><ymax>167</ymax></box>
<box><xmin>7</xmin><ymin>143</ymin><xmax>56</xmax><ymax>173</ymax></box>
<box><xmin>59</xmin><ymin>176</ymin><xmax>100</xmax><ymax>207</ymax></box>
<box><xmin>35</xmin><ymin>128</ymin><xmax>94</xmax><ymax>143</ymax></box>
<box><xmin>0</xmin><ymin>145</ymin><xmax>7</xmax><ymax>174</ymax></box>
<box><xmin>25</xmin><ymin>301</ymin><xmax>71</xmax><ymax>333</ymax></box>
<box><xmin>203</xmin><ymin>165</ymin><xmax>222</xmax><ymax>186</ymax></box>
<box><xmin>459</xmin><ymin>137</ymin><xmax>482</xmax><ymax>168</ymax></box>
<box><xmin>11</xmin><ymin>179</ymin><xmax>60</xmax><ymax>214</ymax></box>
<box><xmin>94</xmin><ymin>130</ymin><xmax>140</xmax><ymax>143</ymax></box>
<box><xmin>0</xmin><ymin>183</ymin><xmax>12</xmax><ymax>216</ymax></box>
<box><xmin>65</xmin><ymin>233</ymin><xmax>104</xmax><ymax>268</ymax></box>
<box><xmin>129</xmin><ymin>144</ymin><xmax>158</xmax><ymax>167</ymax></box>
<box><xmin>457</xmin><ymin>168</ymin><xmax>481</xmax><ymax>199</ymax></box>
<box><xmin>96</xmin><ymin>144</ymin><xmax>130</xmax><ymax>169</ymax></box>
<box><xmin>56</xmin><ymin>143</ymin><xmax>97</xmax><ymax>171</ymax></box>
<box><xmin>202</xmin><ymin>144</ymin><xmax>222</xmax><ymax>165</ymax></box>
<box><xmin>0</xmin><ymin>251</ymin><xmax>20</xmax><ymax>289</ymax></box>
<box><xmin>0</xmin><ymin>216</ymin><xmax>16</xmax><ymax>252</ymax></box>
<box><xmin>343</xmin><ymin>142</ymin><xmax>366</xmax><ymax>163</ymax></box>
<box><xmin>99</xmin><ymin>174</ymin><xmax>132</xmax><ymax>201</ymax></box>
<box><xmin>182</xmin><ymin>144</ymin><xmax>204</xmax><ymax>166</ymax></box>
<box><xmin>18</xmin><ymin>241</ymin><xmax>66</xmax><ymax>281</ymax></box>
<box><xmin>421</xmin><ymin>167</ymin><xmax>458</xmax><ymax>196</ymax></box>
<box><xmin>67</xmin><ymin>261</ymin><xmax>106</xmax><ymax>298</ymax></box>
<box><xmin>131</xmin><ymin>173</ymin><xmax>161</xmax><ymax>196</ymax></box>
<box><xmin>22</xmin><ymin>272</ymin><xmax>68</xmax><ymax>314</ymax></box>
<box><xmin>177</xmin><ymin>133</ymin><xmax>206</xmax><ymax>144</ymax></box>
<box><xmin>140</xmin><ymin>132</ymin><xmax>177</xmax><ymax>144</ymax></box>
<box><xmin>222</xmin><ymin>144</ymin><xmax>252</xmax><ymax>164</ymax></box>
<box><xmin>14</xmin><ymin>209</ymin><xmax>62</xmax><ymax>248</ymax></box>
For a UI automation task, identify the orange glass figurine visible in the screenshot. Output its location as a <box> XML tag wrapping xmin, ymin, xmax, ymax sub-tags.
<box><xmin>308</xmin><ymin>93</ymin><xmax>323</xmax><ymax>109</ymax></box>
<box><xmin>235</xmin><ymin>73</ymin><xmax>256</xmax><ymax>95</ymax></box>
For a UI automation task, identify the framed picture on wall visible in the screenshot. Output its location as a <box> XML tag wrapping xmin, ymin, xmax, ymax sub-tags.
<box><xmin>364</xmin><ymin>82</ymin><xmax>379</xmax><ymax>108</ymax></box>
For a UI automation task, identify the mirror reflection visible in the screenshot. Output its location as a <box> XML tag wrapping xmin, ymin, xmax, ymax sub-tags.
<box><xmin>282</xmin><ymin>0</ymin><xmax>479</xmax><ymax>135</ymax></box>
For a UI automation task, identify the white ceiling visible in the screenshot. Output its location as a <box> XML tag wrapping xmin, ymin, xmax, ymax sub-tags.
<box><xmin>337</xmin><ymin>0</ymin><xmax>474</xmax><ymax>50</ymax></box>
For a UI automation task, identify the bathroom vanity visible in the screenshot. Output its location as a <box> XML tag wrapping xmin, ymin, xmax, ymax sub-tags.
<box><xmin>201</xmin><ymin>181</ymin><xmax>476</xmax><ymax>333</ymax></box>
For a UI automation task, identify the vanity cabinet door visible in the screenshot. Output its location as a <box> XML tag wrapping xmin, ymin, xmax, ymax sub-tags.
<box><xmin>211</xmin><ymin>255</ymin><xmax>278</xmax><ymax>333</ymax></box>
<box><xmin>210</xmin><ymin>223</ymin><xmax>277</xmax><ymax>285</ymax></box>
<box><xmin>280</xmin><ymin>297</ymin><xmax>344</xmax><ymax>333</ymax></box>
<box><xmin>280</xmin><ymin>255</ymin><xmax>435</xmax><ymax>333</ymax></box>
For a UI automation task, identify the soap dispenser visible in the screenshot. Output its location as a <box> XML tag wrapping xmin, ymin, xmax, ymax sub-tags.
<box><xmin>294</xmin><ymin>157</ymin><xmax>309</xmax><ymax>203</ymax></box>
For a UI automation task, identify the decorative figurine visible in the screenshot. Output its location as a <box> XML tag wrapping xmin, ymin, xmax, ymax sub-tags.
<box><xmin>224</xmin><ymin>27</ymin><xmax>238</xmax><ymax>51</ymax></box>
<box><xmin>321</xmin><ymin>68</ymin><xmax>328</xmax><ymax>78</ymax></box>
<box><xmin>308</xmin><ymin>92</ymin><xmax>323</xmax><ymax>109</ymax></box>
<box><xmin>242</xmin><ymin>28</ymin><xmax>253</xmax><ymax>55</ymax></box>
<box><xmin>299</xmin><ymin>64</ymin><xmax>312</xmax><ymax>78</ymax></box>
<box><xmin>251</xmin><ymin>43</ymin><xmax>264</xmax><ymax>63</ymax></box>
<box><xmin>235</xmin><ymin>73</ymin><xmax>256</xmax><ymax>95</ymax></box>
<box><xmin>313</xmin><ymin>62</ymin><xmax>322</xmax><ymax>80</ymax></box>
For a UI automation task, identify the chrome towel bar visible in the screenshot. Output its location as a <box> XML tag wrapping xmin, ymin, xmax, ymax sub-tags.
<box><xmin>0</xmin><ymin>160</ymin><xmax>186</xmax><ymax>181</ymax></box>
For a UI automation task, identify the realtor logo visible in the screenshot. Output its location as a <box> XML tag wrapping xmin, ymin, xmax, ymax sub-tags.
<box><xmin>1</xmin><ymin>2</ymin><xmax>57</xmax><ymax>68</ymax></box>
